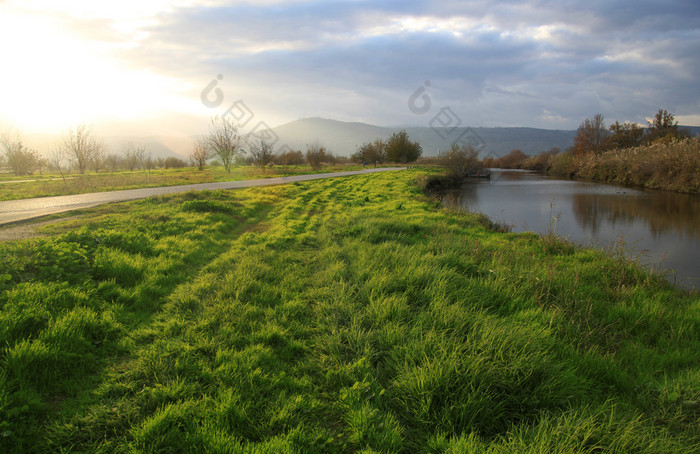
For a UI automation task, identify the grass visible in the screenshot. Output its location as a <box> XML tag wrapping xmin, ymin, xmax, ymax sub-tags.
<box><xmin>0</xmin><ymin>164</ymin><xmax>366</xmax><ymax>201</ymax></box>
<box><xmin>574</xmin><ymin>138</ymin><xmax>700</xmax><ymax>193</ymax></box>
<box><xmin>0</xmin><ymin>169</ymin><xmax>698</xmax><ymax>452</ymax></box>
<box><xmin>522</xmin><ymin>138</ymin><xmax>700</xmax><ymax>193</ymax></box>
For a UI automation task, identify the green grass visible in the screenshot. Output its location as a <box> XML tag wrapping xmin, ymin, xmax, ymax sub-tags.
<box><xmin>0</xmin><ymin>164</ymin><xmax>366</xmax><ymax>201</ymax></box>
<box><xmin>0</xmin><ymin>169</ymin><xmax>698</xmax><ymax>452</ymax></box>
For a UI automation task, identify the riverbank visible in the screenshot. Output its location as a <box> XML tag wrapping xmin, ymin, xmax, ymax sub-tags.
<box><xmin>535</xmin><ymin>138</ymin><xmax>700</xmax><ymax>194</ymax></box>
<box><xmin>1</xmin><ymin>170</ymin><xmax>698</xmax><ymax>452</ymax></box>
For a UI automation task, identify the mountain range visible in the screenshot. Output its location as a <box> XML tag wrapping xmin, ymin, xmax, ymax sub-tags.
<box><xmin>259</xmin><ymin>118</ymin><xmax>699</xmax><ymax>157</ymax></box>
<box><xmin>263</xmin><ymin>118</ymin><xmax>578</xmax><ymax>157</ymax></box>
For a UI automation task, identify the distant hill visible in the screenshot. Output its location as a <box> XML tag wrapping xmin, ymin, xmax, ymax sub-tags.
<box><xmin>262</xmin><ymin>118</ymin><xmax>700</xmax><ymax>158</ymax></box>
<box><xmin>264</xmin><ymin>118</ymin><xmax>577</xmax><ymax>158</ymax></box>
<box><xmin>20</xmin><ymin>133</ymin><xmax>193</xmax><ymax>160</ymax></box>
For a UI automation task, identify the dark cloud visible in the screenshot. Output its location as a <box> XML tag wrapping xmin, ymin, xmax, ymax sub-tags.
<box><xmin>113</xmin><ymin>0</ymin><xmax>700</xmax><ymax>128</ymax></box>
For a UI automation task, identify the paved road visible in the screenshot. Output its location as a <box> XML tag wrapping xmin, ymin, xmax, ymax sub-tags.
<box><xmin>0</xmin><ymin>167</ymin><xmax>405</xmax><ymax>225</ymax></box>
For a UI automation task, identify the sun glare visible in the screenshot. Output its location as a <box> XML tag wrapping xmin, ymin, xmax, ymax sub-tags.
<box><xmin>0</xmin><ymin>1</ymin><xmax>200</xmax><ymax>134</ymax></box>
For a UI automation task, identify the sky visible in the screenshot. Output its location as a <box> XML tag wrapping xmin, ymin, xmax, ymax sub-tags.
<box><xmin>1</xmin><ymin>0</ymin><xmax>699</xmax><ymax>138</ymax></box>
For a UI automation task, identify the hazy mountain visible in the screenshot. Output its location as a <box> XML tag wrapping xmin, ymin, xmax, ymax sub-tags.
<box><xmin>20</xmin><ymin>133</ymin><xmax>193</xmax><ymax>159</ymax></box>
<box><xmin>263</xmin><ymin>117</ymin><xmax>579</xmax><ymax>157</ymax></box>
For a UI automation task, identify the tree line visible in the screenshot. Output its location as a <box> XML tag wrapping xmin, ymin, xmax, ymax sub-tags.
<box><xmin>1</xmin><ymin>118</ymin><xmax>428</xmax><ymax>177</ymax></box>
<box><xmin>482</xmin><ymin>109</ymin><xmax>699</xmax><ymax>193</ymax></box>
<box><xmin>484</xmin><ymin>108</ymin><xmax>695</xmax><ymax>170</ymax></box>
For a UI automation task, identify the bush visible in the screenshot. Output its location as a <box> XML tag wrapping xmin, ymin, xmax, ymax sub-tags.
<box><xmin>438</xmin><ymin>143</ymin><xmax>481</xmax><ymax>177</ymax></box>
<box><xmin>164</xmin><ymin>157</ymin><xmax>187</xmax><ymax>169</ymax></box>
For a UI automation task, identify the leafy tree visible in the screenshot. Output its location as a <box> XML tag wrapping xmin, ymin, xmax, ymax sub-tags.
<box><xmin>573</xmin><ymin>114</ymin><xmax>608</xmax><ymax>156</ymax></box>
<box><xmin>496</xmin><ymin>149</ymin><xmax>530</xmax><ymax>168</ymax></box>
<box><xmin>607</xmin><ymin>121</ymin><xmax>644</xmax><ymax>150</ymax></box>
<box><xmin>352</xmin><ymin>139</ymin><xmax>386</xmax><ymax>165</ymax></box>
<box><xmin>305</xmin><ymin>141</ymin><xmax>327</xmax><ymax>170</ymax></box>
<box><xmin>438</xmin><ymin>143</ymin><xmax>480</xmax><ymax>177</ymax></box>
<box><xmin>164</xmin><ymin>157</ymin><xmax>187</xmax><ymax>169</ymax></box>
<box><xmin>0</xmin><ymin>133</ymin><xmax>41</xmax><ymax>175</ymax></box>
<box><xmin>206</xmin><ymin>116</ymin><xmax>243</xmax><ymax>173</ymax></box>
<box><xmin>275</xmin><ymin>149</ymin><xmax>304</xmax><ymax>165</ymax></box>
<box><xmin>645</xmin><ymin>109</ymin><xmax>689</xmax><ymax>143</ymax></box>
<box><xmin>248</xmin><ymin>138</ymin><xmax>275</xmax><ymax>171</ymax></box>
<box><xmin>385</xmin><ymin>130</ymin><xmax>422</xmax><ymax>163</ymax></box>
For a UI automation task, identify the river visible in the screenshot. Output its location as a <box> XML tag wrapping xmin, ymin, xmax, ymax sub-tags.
<box><xmin>443</xmin><ymin>169</ymin><xmax>700</xmax><ymax>290</ymax></box>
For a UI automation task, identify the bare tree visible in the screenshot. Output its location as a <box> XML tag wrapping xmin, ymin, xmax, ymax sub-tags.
<box><xmin>48</xmin><ymin>147</ymin><xmax>70</xmax><ymax>188</ymax></box>
<box><xmin>61</xmin><ymin>125</ymin><xmax>103</xmax><ymax>174</ymax></box>
<box><xmin>123</xmin><ymin>142</ymin><xmax>141</xmax><ymax>171</ymax></box>
<box><xmin>248</xmin><ymin>138</ymin><xmax>274</xmax><ymax>171</ymax></box>
<box><xmin>136</xmin><ymin>148</ymin><xmax>153</xmax><ymax>179</ymax></box>
<box><xmin>573</xmin><ymin>114</ymin><xmax>608</xmax><ymax>157</ymax></box>
<box><xmin>206</xmin><ymin>116</ymin><xmax>243</xmax><ymax>173</ymax></box>
<box><xmin>190</xmin><ymin>136</ymin><xmax>209</xmax><ymax>171</ymax></box>
<box><xmin>90</xmin><ymin>145</ymin><xmax>106</xmax><ymax>173</ymax></box>
<box><xmin>104</xmin><ymin>153</ymin><xmax>121</xmax><ymax>172</ymax></box>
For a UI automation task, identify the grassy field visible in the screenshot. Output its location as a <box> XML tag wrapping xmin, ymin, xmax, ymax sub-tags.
<box><xmin>0</xmin><ymin>169</ymin><xmax>698</xmax><ymax>452</ymax></box>
<box><xmin>0</xmin><ymin>164</ymin><xmax>366</xmax><ymax>201</ymax></box>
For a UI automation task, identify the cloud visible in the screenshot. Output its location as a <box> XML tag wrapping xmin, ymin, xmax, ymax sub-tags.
<box><xmin>2</xmin><ymin>0</ymin><xmax>699</xmax><ymax>133</ymax></box>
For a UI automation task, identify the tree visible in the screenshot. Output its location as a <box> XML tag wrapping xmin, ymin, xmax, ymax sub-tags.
<box><xmin>496</xmin><ymin>149</ymin><xmax>529</xmax><ymax>168</ymax></box>
<box><xmin>385</xmin><ymin>130</ymin><xmax>422</xmax><ymax>163</ymax></box>
<box><xmin>61</xmin><ymin>125</ymin><xmax>103</xmax><ymax>174</ymax></box>
<box><xmin>48</xmin><ymin>147</ymin><xmax>70</xmax><ymax>188</ymax></box>
<box><xmin>275</xmin><ymin>149</ymin><xmax>304</xmax><ymax>165</ymax></box>
<box><xmin>573</xmin><ymin>114</ymin><xmax>608</xmax><ymax>157</ymax></box>
<box><xmin>206</xmin><ymin>116</ymin><xmax>243</xmax><ymax>173</ymax></box>
<box><xmin>0</xmin><ymin>133</ymin><xmax>41</xmax><ymax>175</ymax></box>
<box><xmin>164</xmin><ymin>157</ymin><xmax>187</xmax><ymax>169</ymax></box>
<box><xmin>438</xmin><ymin>143</ymin><xmax>480</xmax><ymax>177</ymax></box>
<box><xmin>352</xmin><ymin>139</ymin><xmax>386</xmax><ymax>165</ymax></box>
<box><xmin>607</xmin><ymin>121</ymin><xmax>644</xmax><ymax>149</ymax></box>
<box><xmin>137</xmin><ymin>148</ymin><xmax>154</xmax><ymax>179</ymax></box>
<box><xmin>645</xmin><ymin>109</ymin><xmax>688</xmax><ymax>143</ymax></box>
<box><xmin>305</xmin><ymin>141</ymin><xmax>327</xmax><ymax>170</ymax></box>
<box><xmin>104</xmin><ymin>153</ymin><xmax>121</xmax><ymax>172</ymax></box>
<box><xmin>90</xmin><ymin>145</ymin><xmax>105</xmax><ymax>173</ymax></box>
<box><xmin>123</xmin><ymin>142</ymin><xmax>141</xmax><ymax>171</ymax></box>
<box><xmin>248</xmin><ymin>138</ymin><xmax>275</xmax><ymax>171</ymax></box>
<box><xmin>189</xmin><ymin>137</ymin><xmax>209</xmax><ymax>171</ymax></box>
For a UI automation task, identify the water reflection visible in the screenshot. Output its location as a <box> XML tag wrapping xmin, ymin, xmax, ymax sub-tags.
<box><xmin>445</xmin><ymin>170</ymin><xmax>700</xmax><ymax>289</ymax></box>
<box><xmin>572</xmin><ymin>192</ymin><xmax>700</xmax><ymax>241</ymax></box>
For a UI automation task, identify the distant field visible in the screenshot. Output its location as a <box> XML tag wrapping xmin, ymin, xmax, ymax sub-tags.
<box><xmin>0</xmin><ymin>164</ymin><xmax>366</xmax><ymax>201</ymax></box>
<box><xmin>0</xmin><ymin>169</ymin><xmax>698</xmax><ymax>452</ymax></box>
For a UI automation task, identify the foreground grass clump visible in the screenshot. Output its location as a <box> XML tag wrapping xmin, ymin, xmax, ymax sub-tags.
<box><xmin>0</xmin><ymin>170</ymin><xmax>698</xmax><ymax>452</ymax></box>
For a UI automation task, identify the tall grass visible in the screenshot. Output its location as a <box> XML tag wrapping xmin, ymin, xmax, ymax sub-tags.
<box><xmin>0</xmin><ymin>170</ymin><xmax>698</xmax><ymax>452</ymax></box>
<box><xmin>574</xmin><ymin>138</ymin><xmax>700</xmax><ymax>192</ymax></box>
<box><xmin>523</xmin><ymin>138</ymin><xmax>700</xmax><ymax>193</ymax></box>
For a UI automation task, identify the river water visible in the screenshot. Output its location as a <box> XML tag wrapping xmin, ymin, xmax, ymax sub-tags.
<box><xmin>444</xmin><ymin>169</ymin><xmax>700</xmax><ymax>290</ymax></box>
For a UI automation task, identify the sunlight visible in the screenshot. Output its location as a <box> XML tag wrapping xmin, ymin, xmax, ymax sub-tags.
<box><xmin>0</xmin><ymin>2</ymin><xmax>198</xmax><ymax>133</ymax></box>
